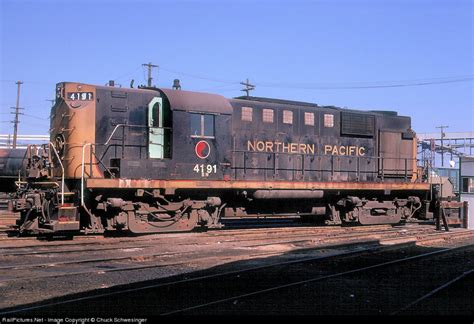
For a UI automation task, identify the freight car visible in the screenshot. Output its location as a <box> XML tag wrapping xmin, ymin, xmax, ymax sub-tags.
<box><xmin>0</xmin><ymin>148</ymin><xmax>26</xmax><ymax>220</ymax></box>
<box><xmin>0</xmin><ymin>148</ymin><xmax>27</xmax><ymax>192</ymax></box>
<box><xmin>8</xmin><ymin>82</ymin><xmax>434</xmax><ymax>234</ymax></box>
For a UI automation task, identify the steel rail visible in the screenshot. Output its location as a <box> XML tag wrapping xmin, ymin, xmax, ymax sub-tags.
<box><xmin>0</xmin><ymin>239</ymin><xmax>414</xmax><ymax>316</ymax></box>
<box><xmin>0</xmin><ymin>224</ymin><xmax>400</xmax><ymax>251</ymax></box>
<box><xmin>161</xmin><ymin>244</ymin><xmax>474</xmax><ymax>315</ymax></box>
<box><xmin>0</xmin><ymin>226</ymin><xmax>426</xmax><ymax>269</ymax></box>
<box><xmin>390</xmin><ymin>268</ymin><xmax>474</xmax><ymax>315</ymax></box>
<box><xmin>1</xmin><ymin>234</ymin><xmax>472</xmax><ymax>315</ymax></box>
<box><xmin>0</xmin><ymin>227</ymin><xmax>469</xmax><ymax>273</ymax></box>
<box><xmin>0</xmin><ymin>231</ymin><xmax>399</xmax><ymax>270</ymax></box>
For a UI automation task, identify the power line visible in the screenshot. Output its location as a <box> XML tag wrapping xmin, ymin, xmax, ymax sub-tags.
<box><xmin>258</xmin><ymin>74</ymin><xmax>474</xmax><ymax>87</ymax></box>
<box><xmin>157</xmin><ymin>69</ymin><xmax>474</xmax><ymax>89</ymax></box>
<box><xmin>23</xmin><ymin>113</ymin><xmax>49</xmax><ymax>120</ymax></box>
<box><xmin>46</xmin><ymin>99</ymin><xmax>55</xmax><ymax>106</ymax></box>
<box><xmin>255</xmin><ymin>76</ymin><xmax>474</xmax><ymax>90</ymax></box>
<box><xmin>2</xmin><ymin>74</ymin><xmax>472</xmax><ymax>91</ymax></box>
<box><xmin>193</xmin><ymin>84</ymin><xmax>242</xmax><ymax>92</ymax></box>
<box><xmin>159</xmin><ymin>67</ymin><xmax>240</xmax><ymax>85</ymax></box>
<box><xmin>1</xmin><ymin>79</ymin><xmax>54</xmax><ymax>85</ymax></box>
<box><xmin>112</xmin><ymin>66</ymin><xmax>143</xmax><ymax>82</ymax></box>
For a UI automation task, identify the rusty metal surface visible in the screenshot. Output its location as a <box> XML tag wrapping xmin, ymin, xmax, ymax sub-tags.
<box><xmin>378</xmin><ymin>130</ymin><xmax>414</xmax><ymax>176</ymax></box>
<box><xmin>51</xmin><ymin>83</ymin><xmax>98</xmax><ymax>179</ymax></box>
<box><xmin>86</xmin><ymin>178</ymin><xmax>430</xmax><ymax>191</ymax></box>
<box><xmin>0</xmin><ymin>148</ymin><xmax>26</xmax><ymax>178</ymax></box>
<box><xmin>440</xmin><ymin>201</ymin><xmax>465</xmax><ymax>208</ymax></box>
<box><xmin>253</xmin><ymin>190</ymin><xmax>324</xmax><ymax>199</ymax></box>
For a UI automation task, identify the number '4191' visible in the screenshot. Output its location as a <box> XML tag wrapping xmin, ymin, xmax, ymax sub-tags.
<box><xmin>193</xmin><ymin>164</ymin><xmax>217</xmax><ymax>177</ymax></box>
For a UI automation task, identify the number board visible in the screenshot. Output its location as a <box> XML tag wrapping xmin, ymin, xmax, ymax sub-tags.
<box><xmin>67</xmin><ymin>92</ymin><xmax>94</xmax><ymax>101</ymax></box>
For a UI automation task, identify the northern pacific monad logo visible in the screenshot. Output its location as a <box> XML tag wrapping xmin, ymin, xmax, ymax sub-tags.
<box><xmin>195</xmin><ymin>140</ymin><xmax>210</xmax><ymax>159</ymax></box>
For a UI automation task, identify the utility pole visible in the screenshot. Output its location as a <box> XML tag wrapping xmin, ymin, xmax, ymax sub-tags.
<box><xmin>142</xmin><ymin>62</ymin><xmax>159</xmax><ymax>87</ymax></box>
<box><xmin>436</xmin><ymin>125</ymin><xmax>449</xmax><ymax>167</ymax></box>
<box><xmin>240</xmin><ymin>78</ymin><xmax>255</xmax><ymax>98</ymax></box>
<box><xmin>10</xmin><ymin>81</ymin><xmax>24</xmax><ymax>149</ymax></box>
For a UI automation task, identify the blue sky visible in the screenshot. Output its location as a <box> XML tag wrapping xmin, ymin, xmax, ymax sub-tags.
<box><xmin>1</xmin><ymin>0</ymin><xmax>473</xmax><ymax>135</ymax></box>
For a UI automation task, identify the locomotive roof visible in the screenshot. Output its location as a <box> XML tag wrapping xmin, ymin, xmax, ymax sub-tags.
<box><xmin>71</xmin><ymin>83</ymin><xmax>400</xmax><ymax>117</ymax></box>
<box><xmin>74</xmin><ymin>83</ymin><xmax>232</xmax><ymax>115</ymax></box>
<box><xmin>232</xmin><ymin>95</ymin><xmax>399</xmax><ymax>117</ymax></box>
<box><xmin>233</xmin><ymin>95</ymin><xmax>326</xmax><ymax>109</ymax></box>
<box><xmin>159</xmin><ymin>88</ymin><xmax>233</xmax><ymax>114</ymax></box>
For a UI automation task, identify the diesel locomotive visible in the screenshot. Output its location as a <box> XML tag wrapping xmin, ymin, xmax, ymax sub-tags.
<box><xmin>6</xmin><ymin>82</ymin><xmax>434</xmax><ymax>234</ymax></box>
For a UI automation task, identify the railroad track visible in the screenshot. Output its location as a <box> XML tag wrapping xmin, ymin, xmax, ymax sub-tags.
<box><xmin>0</xmin><ymin>240</ymin><xmax>430</xmax><ymax>315</ymax></box>
<box><xmin>0</xmin><ymin>226</ymin><xmax>470</xmax><ymax>282</ymax></box>
<box><xmin>0</xmin><ymin>223</ymin><xmax>428</xmax><ymax>249</ymax></box>
<box><xmin>0</xmin><ymin>227</ymin><xmax>472</xmax><ymax>315</ymax></box>
<box><xmin>160</xmin><ymin>244</ymin><xmax>474</xmax><ymax>316</ymax></box>
<box><xmin>0</xmin><ymin>225</ymin><xmax>437</xmax><ymax>269</ymax></box>
<box><xmin>0</xmin><ymin>224</ymin><xmax>400</xmax><ymax>252</ymax></box>
<box><xmin>391</xmin><ymin>268</ymin><xmax>474</xmax><ymax>315</ymax></box>
<box><xmin>0</xmin><ymin>226</ymin><xmax>463</xmax><ymax>268</ymax></box>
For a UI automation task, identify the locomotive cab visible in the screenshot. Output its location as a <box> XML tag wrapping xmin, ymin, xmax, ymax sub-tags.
<box><xmin>60</xmin><ymin>84</ymin><xmax>234</xmax><ymax>233</ymax></box>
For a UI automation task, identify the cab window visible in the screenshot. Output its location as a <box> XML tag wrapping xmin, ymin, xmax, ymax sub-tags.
<box><xmin>191</xmin><ymin>113</ymin><xmax>215</xmax><ymax>138</ymax></box>
<box><xmin>151</xmin><ymin>102</ymin><xmax>160</xmax><ymax>127</ymax></box>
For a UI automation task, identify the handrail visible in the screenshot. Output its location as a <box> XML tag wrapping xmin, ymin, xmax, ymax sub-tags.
<box><xmin>81</xmin><ymin>143</ymin><xmax>93</xmax><ymax>206</ymax></box>
<box><xmin>232</xmin><ymin>150</ymin><xmax>418</xmax><ymax>182</ymax></box>
<box><xmin>49</xmin><ymin>142</ymin><xmax>65</xmax><ymax>205</ymax></box>
<box><xmin>83</xmin><ymin>124</ymin><xmax>146</xmax><ymax>202</ymax></box>
<box><xmin>104</xmin><ymin>123</ymin><xmax>172</xmax><ymax>146</ymax></box>
<box><xmin>81</xmin><ymin>142</ymin><xmax>121</xmax><ymax>206</ymax></box>
<box><xmin>105</xmin><ymin>124</ymin><xmax>128</xmax><ymax>146</ymax></box>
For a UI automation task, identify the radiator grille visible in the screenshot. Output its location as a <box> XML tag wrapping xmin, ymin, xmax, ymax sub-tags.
<box><xmin>341</xmin><ymin>112</ymin><xmax>375</xmax><ymax>137</ymax></box>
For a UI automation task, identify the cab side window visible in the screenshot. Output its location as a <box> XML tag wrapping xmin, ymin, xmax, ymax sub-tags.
<box><xmin>191</xmin><ymin>113</ymin><xmax>215</xmax><ymax>138</ymax></box>
<box><xmin>152</xmin><ymin>102</ymin><xmax>160</xmax><ymax>127</ymax></box>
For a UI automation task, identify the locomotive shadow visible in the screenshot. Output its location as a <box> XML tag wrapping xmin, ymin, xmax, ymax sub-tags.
<box><xmin>0</xmin><ymin>238</ymin><xmax>456</xmax><ymax>317</ymax></box>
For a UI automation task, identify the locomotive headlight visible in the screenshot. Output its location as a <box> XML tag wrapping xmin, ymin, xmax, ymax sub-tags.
<box><xmin>56</xmin><ymin>83</ymin><xmax>63</xmax><ymax>99</ymax></box>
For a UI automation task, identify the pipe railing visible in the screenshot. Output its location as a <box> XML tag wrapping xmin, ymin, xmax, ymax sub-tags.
<box><xmin>49</xmin><ymin>142</ymin><xmax>65</xmax><ymax>205</ymax></box>
<box><xmin>81</xmin><ymin>142</ymin><xmax>93</xmax><ymax>206</ymax></box>
<box><xmin>80</xmin><ymin>123</ymin><xmax>172</xmax><ymax>205</ymax></box>
<box><xmin>232</xmin><ymin>150</ymin><xmax>418</xmax><ymax>182</ymax></box>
